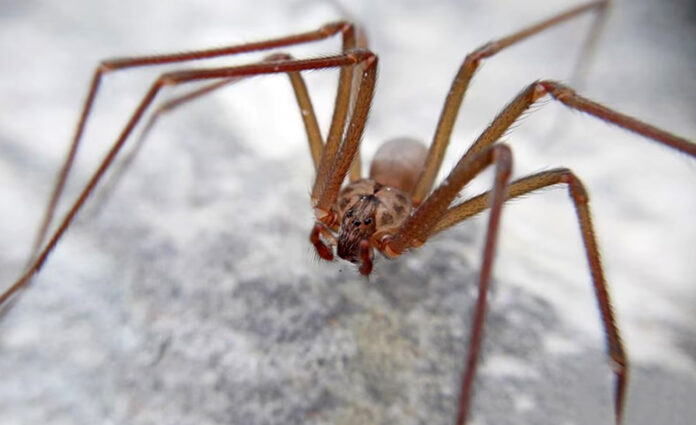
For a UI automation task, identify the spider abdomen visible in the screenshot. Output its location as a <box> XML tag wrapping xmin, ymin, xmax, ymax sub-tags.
<box><xmin>369</xmin><ymin>137</ymin><xmax>427</xmax><ymax>195</ymax></box>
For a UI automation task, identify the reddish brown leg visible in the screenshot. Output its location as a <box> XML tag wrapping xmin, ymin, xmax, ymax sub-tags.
<box><xmin>389</xmin><ymin>75</ymin><xmax>692</xmax><ymax>424</ymax></box>
<box><xmin>87</xmin><ymin>53</ymin><xmax>325</xmax><ymax>217</ymax></box>
<box><xmin>412</xmin><ymin>0</ymin><xmax>610</xmax><ymax>204</ymax></box>
<box><xmin>27</xmin><ymin>21</ymin><xmax>358</xmax><ymax>265</ymax></box>
<box><xmin>459</xmin><ymin>81</ymin><xmax>696</xmax><ymax>164</ymax></box>
<box><xmin>418</xmin><ymin>81</ymin><xmax>696</xmax><ymax>423</ymax></box>
<box><xmin>540</xmin><ymin>81</ymin><xmax>696</xmax><ymax>156</ymax></box>
<box><xmin>415</xmin><ymin>79</ymin><xmax>692</xmax><ymax>424</ymax></box>
<box><xmin>286</xmin><ymin>64</ymin><xmax>326</xmax><ymax>169</ymax></box>
<box><xmin>432</xmin><ymin>169</ymin><xmax>628</xmax><ymax>424</ymax></box>
<box><xmin>309</xmin><ymin>50</ymin><xmax>378</xmax><ymax>264</ymax></box>
<box><xmin>0</xmin><ymin>50</ymin><xmax>376</xmax><ymax>306</ymax></box>
<box><xmin>358</xmin><ymin>240</ymin><xmax>373</xmax><ymax>275</ymax></box>
<box><xmin>85</xmin><ymin>77</ymin><xmax>243</xmax><ymax>217</ymax></box>
<box><xmin>312</xmin><ymin>26</ymin><xmax>361</xmax><ymax>202</ymax></box>
<box><xmin>310</xmin><ymin>223</ymin><xmax>335</xmax><ymax>261</ymax></box>
<box><xmin>313</xmin><ymin>54</ymin><xmax>378</xmax><ymax>220</ymax></box>
<box><xmin>383</xmin><ymin>144</ymin><xmax>512</xmax><ymax>256</ymax></box>
<box><xmin>381</xmin><ymin>143</ymin><xmax>513</xmax><ymax>425</ymax></box>
<box><xmin>346</xmin><ymin>26</ymin><xmax>370</xmax><ymax>183</ymax></box>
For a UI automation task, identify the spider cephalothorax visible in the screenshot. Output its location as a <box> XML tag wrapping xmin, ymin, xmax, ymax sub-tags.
<box><xmin>320</xmin><ymin>175</ymin><xmax>415</xmax><ymax>275</ymax></box>
<box><xmin>334</xmin><ymin>176</ymin><xmax>415</xmax><ymax>264</ymax></box>
<box><xmin>320</xmin><ymin>137</ymin><xmax>425</xmax><ymax>274</ymax></box>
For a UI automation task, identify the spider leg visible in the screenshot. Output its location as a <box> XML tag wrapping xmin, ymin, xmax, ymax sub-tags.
<box><xmin>412</xmin><ymin>0</ymin><xmax>610</xmax><ymax>204</ymax></box>
<box><xmin>313</xmin><ymin>53</ymin><xmax>378</xmax><ymax>221</ymax></box>
<box><xmin>424</xmin><ymin>79</ymin><xmax>691</xmax><ymax>424</ymax></box>
<box><xmin>384</xmin><ymin>75</ymin><xmax>693</xmax><ymax>424</ymax></box>
<box><xmin>540</xmin><ymin>81</ymin><xmax>696</xmax><ymax>156</ymax></box>
<box><xmin>461</xmin><ymin>81</ymin><xmax>696</xmax><ymax>162</ymax></box>
<box><xmin>0</xmin><ymin>50</ymin><xmax>375</xmax><ymax>307</ymax></box>
<box><xmin>84</xmin><ymin>77</ymin><xmax>243</xmax><ymax>219</ymax></box>
<box><xmin>379</xmin><ymin>143</ymin><xmax>513</xmax><ymax>425</ymax></box>
<box><xmin>346</xmin><ymin>27</ymin><xmax>370</xmax><ymax>183</ymax></box>
<box><xmin>311</xmin><ymin>27</ymin><xmax>364</xmax><ymax>202</ymax></box>
<box><xmin>86</xmin><ymin>52</ymin><xmax>327</xmax><ymax>218</ymax></box>
<box><xmin>310</xmin><ymin>223</ymin><xmax>335</xmax><ymax>261</ymax></box>
<box><xmin>437</xmin><ymin>169</ymin><xmax>629</xmax><ymax>424</ymax></box>
<box><xmin>358</xmin><ymin>239</ymin><xmax>373</xmax><ymax>275</ymax></box>
<box><xmin>382</xmin><ymin>145</ymin><xmax>512</xmax><ymax>256</ymax></box>
<box><xmin>28</xmin><ymin>21</ymin><xmax>358</xmax><ymax>267</ymax></box>
<box><xmin>308</xmin><ymin>52</ymin><xmax>378</xmax><ymax>262</ymax></box>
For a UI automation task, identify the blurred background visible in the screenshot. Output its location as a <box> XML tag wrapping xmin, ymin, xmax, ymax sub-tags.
<box><xmin>1</xmin><ymin>0</ymin><xmax>695</xmax><ymax>424</ymax></box>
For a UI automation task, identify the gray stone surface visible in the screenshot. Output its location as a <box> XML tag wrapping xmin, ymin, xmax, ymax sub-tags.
<box><xmin>1</xmin><ymin>1</ymin><xmax>695</xmax><ymax>424</ymax></box>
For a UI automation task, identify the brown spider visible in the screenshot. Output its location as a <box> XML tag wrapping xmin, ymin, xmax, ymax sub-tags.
<box><xmin>1</xmin><ymin>1</ymin><xmax>695</xmax><ymax>424</ymax></box>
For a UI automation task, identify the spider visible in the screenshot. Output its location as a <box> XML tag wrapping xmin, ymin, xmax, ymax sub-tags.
<box><xmin>1</xmin><ymin>1</ymin><xmax>695</xmax><ymax>424</ymax></box>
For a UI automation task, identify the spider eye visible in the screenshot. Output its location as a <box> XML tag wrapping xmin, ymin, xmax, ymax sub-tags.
<box><xmin>345</xmin><ymin>210</ymin><xmax>353</xmax><ymax>218</ymax></box>
<box><xmin>364</xmin><ymin>218</ymin><xmax>373</xmax><ymax>225</ymax></box>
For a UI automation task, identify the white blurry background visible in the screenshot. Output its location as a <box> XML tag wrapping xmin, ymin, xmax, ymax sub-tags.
<box><xmin>0</xmin><ymin>1</ymin><xmax>695</xmax><ymax>424</ymax></box>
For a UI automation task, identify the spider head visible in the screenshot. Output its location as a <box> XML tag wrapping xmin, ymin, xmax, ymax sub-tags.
<box><xmin>337</xmin><ymin>195</ymin><xmax>378</xmax><ymax>263</ymax></box>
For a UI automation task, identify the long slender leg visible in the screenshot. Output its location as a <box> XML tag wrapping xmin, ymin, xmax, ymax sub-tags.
<box><xmin>0</xmin><ymin>50</ymin><xmax>375</xmax><ymax>306</ymax></box>
<box><xmin>411</xmin><ymin>0</ymin><xmax>610</xmax><ymax>204</ymax></box>
<box><xmin>401</xmin><ymin>79</ymin><xmax>692</xmax><ymax>424</ymax></box>
<box><xmin>155</xmin><ymin>50</ymin><xmax>376</xmax><ymax>222</ymax></box>
<box><xmin>84</xmin><ymin>78</ymin><xmax>243</xmax><ymax>218</ymax></box>
<box><xmin>286</xmin><ymin>64</ymin><xmax>327</xmax><ymax>169</ymax></box>
<box><xmin>410</xmin><ymin>77</ymin><xmax>692</xmax><ymax>424</ymax></box>
<box><xmin>87</xmin><ymin>52</ymin><xmax>327</xmax><ymax>217</ymax></box>
<box><xmin>389</xmin><ymin>81</ymin><xmax>692</xmax><ymax>425</ymax></box>
<box><xmin>377</xmin><ymin>144</ymin><xmax>513</xmax><ymax>425</ymax></box>
<box><xmin>347</xmin><ymin>26</ymin><xmax>370</xmax><ymax>182</ymax></box>
<box><xmin>311</xmin><ymin>27</ymin><xmax>360</xmax><ymax>202</ymax></box>
<box><xmin>383</xmin><ymin>76</ymin><xmax>691</xmax><ymax>422</ymax></box>
<box><xmin>28</xmin><ymin>21</ymin><xmax>357</xmax><ymax>264</ymax></box>
<box><xmin>313</xmin><ymin>53</ymin><xmax>378</xmax><ymax>223</ymax></box>
<box><xmin>432</xmin><ymin>169</ymin><xmax>628</xmax><ymax>425</ymax></box>
<box><xmin>142</xmin><ymin>54</ymin><xmax>326</xmax><ymax>168</ymax></box>
<box><xmin>541</xmin><ymin>81</ymin><xmax>696</xmax><ymax>155</ymax></box>
<box><xmin>382</xmin><ymin>145</ymin><xmax>512</xmax><ymax>256</ymax></box>
<box><xmin>460</xmin><ymin>81</ymin><xmax>696</xmax><ymax>163</ymax></box>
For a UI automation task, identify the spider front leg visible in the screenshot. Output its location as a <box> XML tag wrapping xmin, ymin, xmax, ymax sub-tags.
<box><xmin>310</xmin><ymin>223</ymin><xmax>336</xmax><ymax>261</ymax></box>
<box><xmin>309</xmin><ymin>53</ymin><xmax>378</xmax><ymax>265</ymax></box>
<box><xmin>0</xmin><ymin>49</ymin><xmax>378</xmax><ymax>307</ymax></box>
<box><xmin>87</xmin><ymin>52</ymin><xmax>326</xmax><ymax>217</ymax></box>
<box><xmin>26</xmin><ymin>21</ymin><xmax>360</xmax><ymax>269</ymax></box>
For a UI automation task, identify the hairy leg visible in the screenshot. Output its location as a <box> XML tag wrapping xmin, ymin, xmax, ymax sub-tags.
<box><xmin>85</xmin><ymin>52</ymin><xmax>327</xmax><ymax>217</ymax></box>
<box><xmin>29</xmin><ymin>22</ymin><xmax>359</xmax><ymax>265</ymax></box>
<box><xmin>459</xmin><ymin>81</ymin><xmax>695</xmax><ymax>163</ymax></box>
<box><xmin>0</xmin><ymin>50</ymin><xmax>376</xmax><ymax>306</ymax></box>
<box><xmin>412</xmin><ymin>0</ymin><xmax>610</xmax><ymax>204</ymax></box>
<box><xmin>435</xmin><ymin>168</ymin><xmax>629</xmax><ymax>424</ymax></box>
<box><xmin>416</xmin><ymin>77</ymin><xmax>693</xmax><ymax>424</ymax></box>
<box><xmin>379</xmin><ymin>143</ymin><xmax>513</xmax><ymax>425</ymax></box>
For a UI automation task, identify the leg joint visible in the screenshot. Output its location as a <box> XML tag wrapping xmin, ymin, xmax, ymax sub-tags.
<box><xmin>320</xmin><ymin>21</ymin><xmax>353</xmax><ymax>37</ymax></box>
<box><xmin>560</xmin><ymin>170</ymin><xmax>589</xmax><ymax>203</ymax></box>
